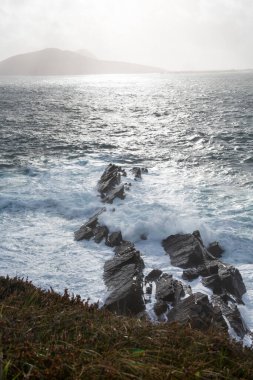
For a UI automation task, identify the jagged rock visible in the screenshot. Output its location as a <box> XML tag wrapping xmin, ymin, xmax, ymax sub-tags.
<box><xmin>212</xmin><ymin>295</ymin><xmax>248</xmax><ymax>338</ymax></box>
<box><xmin>156</xmin><ymin>274</ymin><xmax>185</xmax><ymax>305</ymax></box>
<box><xmin>192</xmin><ymin>230</ymin><xmax>204</xmax><ymax>246</ymax></box>
<box><xmin>208</xmin><ymin>241</ymin><xmax>224</xmax><ymax>258</ymax></box>
<box><xmin>162</xmin><ymin>233</ymin><xmax>208</xmax><ymax>268</ymax></box>
<box><xmin>182</xmin><ymin>261</ymin><xmax>219</xmax><ymax>281</ymax></box>
<box><xmin>145</xmin><ymin>269</ymin><xmax>163</xmax><ymax>283</ymax></box>
<box><xmin>103</xmin><ymin>244</ymin><xmax>145</xmax><ymax>315</ymax></box>
<box><xmin>103</xmin><ymin>184</ymin><xmax>125</xmax><ymax>203</ymax></box>
<box><xmin>154</xmin><ymin>300</ymin><xmax>168</xmax><ymax>316</ymax></box>
<box><xmin>114</xmin><ymin>241</ymin><xmax>135</xmax><ymax>256</ymax></box>
<box><xmin>98</xmin><ymin>164</ymin><xmax>121</xmax><ymax>194</ymax></box>
<box><xmin>203</xmin><ymin>266</ymin><xmax>246</xmax><ymax>303</ymax></box>
<box><xmin>167</xmin><ymin>292</ymin><xmax>226</xmax><ymax>331</ymax></box>
<box><xmin>74</xmin><ymin>208</ymin><xmax>106</xmax><ymax>241</ymax></box>
<box><xmin>93</xmin><ymin>225</ymin><xmax>109</xmax><ymax>244</ymax></box>
<box><xmin>106</xmin><ymin>231</ymin><xmax>123</xmax><ymax>247</ymax></box>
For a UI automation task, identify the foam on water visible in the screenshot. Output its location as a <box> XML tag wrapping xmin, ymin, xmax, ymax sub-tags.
<box><xmin>0</xmin><ymin>73</ymin><xmax>252</xmax><ymax>337</ymax></box>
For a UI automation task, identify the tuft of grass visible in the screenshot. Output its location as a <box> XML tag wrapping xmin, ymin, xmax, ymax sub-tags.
<box><xmin>1</xmin><ymin>276</ymin><xmax>253</xmax><ymax>379</ymax></box>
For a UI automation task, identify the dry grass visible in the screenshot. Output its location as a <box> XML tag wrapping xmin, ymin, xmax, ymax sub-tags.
<box><xmin>1</xmin><ymin>276</ymin><xmax>253</xmax><ymax>379</ymax></box>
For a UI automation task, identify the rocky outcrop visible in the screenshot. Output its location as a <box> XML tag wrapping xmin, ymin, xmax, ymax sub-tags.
<box><xmin>167</xmin><ymin>292</ymin><xmax>227</xmax><ymax>331</ymax></box>
<box><xmin>103</xmin><ymin>241</ymin><xmax>145</xmax><ymax>315</ymax></box>
<box><xmin>98</xmin><ymin>164</ymin><xmax>126</xmax><ymax>203</ymax></box>
<box><xmin>162</xmin><ymin>231</ymin><xmax>248</xmax><ymax>337</ymax></box>
<box><xmin>74</xmin><ymin>164</ymin><xmax>249</xmax><ymax>340</ymax></box>
<box><xmin>74</xmin><ymin>208</ymin><xmax>106</xmax><ymax>241</ymax></box>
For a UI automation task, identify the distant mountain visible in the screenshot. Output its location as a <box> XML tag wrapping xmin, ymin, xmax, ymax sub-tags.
<box><xmin>76</xmin><ymin>49</ymin><xmax>97</xmax><ymax>60</ymax></box>
<box><xmin>0</xmin><ymin>48</ymin><xmax>164</xmax><ymax>75</ymax></box>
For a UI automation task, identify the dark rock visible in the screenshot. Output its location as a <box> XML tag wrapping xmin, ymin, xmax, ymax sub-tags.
<box><xmin>131</xmin><ymin>167</ymin><xmax>142</xmax><ymax>179</ymax></box>
<box><xmin>74</xmin><ymin>208</ymin><xmax>106</xmax><ymax>241</ymax></box>
<box><xmin>208</xmin><ymin>241</ymin><xmax>224</xmax><ymax>258</ymax></box>
<box><xmin>103</xmin><ymin>245</ymin><xmax>145</xmax><ymax>315</ymax></box>
<box><xmin>114</xmin><ymin>241</ymin><xmax>135</xmax><ymax>256</ymax></box>
<box><xmin>93</xmin><ymin>225</ymin><xmax>109</xmax><ymax>244</ymax></box>
<box><xmin>74</xmin><ymin>226</ymin><xmax>94</xmax><ymax>241</ymax></box>
<box><xmin>103</xmin><ymin>184</ymin><xmax>125</xmax><ymax>203</ymax></box>
<box><xmin>183</xmin><ymin>261</ymin><xmax>219</xmax><ymax>281</ymax></box>
<box><xmin>106</xmin><ymin>231</ymin><xmax>123</xmax><ymax>247</ymax></box>
<box><xmin>156</xmin><ymin>274</ymin><xmax>185</xmax><ymax>305</ymax></box>
<box><xmin>145</xmin><ymin>284</ymin><xmax>152</xmax><ymax>295</ymax></box>
<box><xmin>98</xmin><ymin>164</ymin><xmax>121</xmax><ymax>194</ymax></box>
<box><xmin>145</xmin><ymin>269</ymin><xmax>162</xmax><ymax>283</ymax></box>
<box><xmin>192</xmin><ymin>230</ymin><xmax>204</xmax><ymax>246</ymax></box>
<box><xmin>154</xmin><ymin>300</ymin><xmax>168</xmax><ymax>316</ymax></box>
<box><xmin>162</xmin><ymin>233</ymin><xmax>208</xmax><ymax>269</ymax></box>
<box><xmin>212</xmin><ymin>295</ymin><xmax>248</xmax><ymax>338</ymax></box>
<box><xmin>140</xmin><ymin>233</ymin><xmax>147</xmax><ymax>240</ymax></box>
<box><xmin>167</xmin><ymin>292</ymin><xmax>226</xmax><ymax>331</ymax></box>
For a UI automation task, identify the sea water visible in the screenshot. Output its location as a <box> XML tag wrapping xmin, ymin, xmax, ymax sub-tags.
<box><xmin>0</xmin><ymin>73</ymin><xmax>252</xmax><ymax>331</ymax></box>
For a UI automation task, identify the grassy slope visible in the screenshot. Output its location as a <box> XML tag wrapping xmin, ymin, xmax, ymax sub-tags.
<box><xmin>1</xmin><ymin>277</ymin><xmax>253</xmax><ymax>379</ymax></box>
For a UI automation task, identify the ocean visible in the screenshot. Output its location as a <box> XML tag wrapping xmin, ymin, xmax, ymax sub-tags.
<box><xmin>0</xmin><ymin>73</ymin><xmax>252</xmax><ymax>331</ymax></box>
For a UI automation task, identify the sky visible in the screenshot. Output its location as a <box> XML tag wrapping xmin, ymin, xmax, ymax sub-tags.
<box><xmin>0</xmin><ymin>0</ymin><xmax>253</xmax><ymax>71</ymax></box>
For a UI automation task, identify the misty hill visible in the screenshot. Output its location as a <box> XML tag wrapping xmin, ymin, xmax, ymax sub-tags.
<box><xmin>0</xmin><ymin>48</ymin><xmax>164</xmax><ymax>75</ymax></box>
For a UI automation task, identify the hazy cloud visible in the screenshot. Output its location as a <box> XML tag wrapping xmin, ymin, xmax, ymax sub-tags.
<box><xmin>0</xmin><ymin>0</ymin><xmax>253</xmax><ymax>70</ymax></box>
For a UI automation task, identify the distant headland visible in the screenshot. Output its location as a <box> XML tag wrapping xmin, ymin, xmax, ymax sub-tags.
<box><xmin>0</xmin><ymin>48</ymin><xmax>165</xmax><ymax>76</ymax></box>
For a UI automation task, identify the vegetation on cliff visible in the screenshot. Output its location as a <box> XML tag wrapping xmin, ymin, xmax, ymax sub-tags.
<box><xmin>1</xmin><ymin>276</ymin><xmax>253</xmax><ymax>379</ymax></box>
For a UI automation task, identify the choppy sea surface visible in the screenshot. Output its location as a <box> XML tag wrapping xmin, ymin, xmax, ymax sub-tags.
<box><xmin>0</xmin><ymin>73</ymin><xmax>252</xmax><ymax>330</ymax></box>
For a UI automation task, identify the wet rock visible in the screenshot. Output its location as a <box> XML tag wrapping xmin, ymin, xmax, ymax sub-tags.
<box><xmin>208</xmin><ymin>241</ymin><xmax>224</xmax><ymax>258</ymax></box>
<box><xmin>103</xmin><ymin>184</ymin><xmax>125</xmax><ymax>203</ymax></box>
<box><xmin>167</xmin><ymin>292</ymin><xmax>226</xmax><ymax>331</ymax></box>
<box><xmin>93</xmin><ymin>225</ymin><xmax>109</xmax><ymax>244</ymax></box>
<box><xmin>212</xmin><ymin>295</ymin><xmax>248</xmax><ymax>338</ymax></box>
<box><xmin>140</xmin><ymin>233</ymin><xmax>147</xmax><ymax>240</ymax></box>
<box><xmin>103</xmin><ymin>245</ymin><xmax>145</xmax><ymax>315</ymax></box>
<box><xmin>106</xmin><ymin>231</ymin><xmax>123</xmax><ymax>247</ymax></box>
<box><xmin>156</xmin><ymin>274</ymin><xmax>185</xmax><ymax>305</ymax></box>
<box><xmin>162</xmin><ymin>233</ymin><xmax>208</xmax><ymax>269</ymax></box>
<box><xmin>74</xmin><ymin>226</ymin><xmax>94</xmax><ymax>241</ymax></box>
<box><xmin>154</xmin><ymin>300</ymin><xmax>168</xmax><ymax>316</ymax></box>
<box><xmin>145</xmin><ymin>269</ymin><xmax>162</xmax><ymax>283</ymax></box>
<box><xmin>202</xmin><ymin>265</ymin><xmax>246</xmax><ymax>303</ymax></box>
<box><xmin>132</xmin><ymin>167</ymin><xmax>142</xmax><ymax>179</ymax></box>
<box><xmin>98</xmin><ymin>164</ymin><xmax>121</xmax><ymax>194</ymax></box>
<box><xmin>182</xmin><ymin>261</ymin><xmax>219</xmax><ymax>281</ymax></box>
<box><xmin>74</xmin><ymin>208</ymin><xmax>106</xmax><ymax>241</ymax></box>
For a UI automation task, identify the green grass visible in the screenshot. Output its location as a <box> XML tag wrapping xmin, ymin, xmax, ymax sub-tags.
<box><xmin>1</xmin><ymin>276</ymin><xmax>253</xmax><ymax>379</ymax></box>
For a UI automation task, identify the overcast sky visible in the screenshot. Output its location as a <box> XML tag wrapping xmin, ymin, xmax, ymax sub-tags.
<box><xmin>0</xmin><ymin>0</ymin><xmax>253</xmax><ymax>70</ymax></box>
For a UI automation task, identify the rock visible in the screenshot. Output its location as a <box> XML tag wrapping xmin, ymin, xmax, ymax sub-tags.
<box><xmin>154</xmin><ymin>300</ymin><xmax>168</xmax><ymax>316</ymax></box>
<box><xmin>98</xmin><ymin>164</ymin><xmax>121</xmax><ymax>195</ymax></box>
<box><xmin>212</xmin><ymin>295</ymin><xmax>248</xmax><ymax>338</ymax></box>
<box><xmin>156</xmin><ymin>274</ymin><xmax>185</xmax><ymax>305</ymax></box>
<box><xmin>167</xmin><ymin>292</ymin><xmax>226</xmax><ymax>331</ymax></box>
<box><xmin>182</xmin><ymin>261</ymin><xmax>219</xmax><ymax>281</ymax></box>
<box><xmin>103</xmin><ymin>245</ymin><xmax>145</xmax><ymax>315</ymax></box>
<box><xmin>145</xmin><ymin>269</ymin><xmax>162</xmax><ymax>283</ymax></box>
<box><xmin>162</xmin><ymin>233</ymin><xmax>208</xmax><ymax>269</ymax></box>
<box><xmin>93</xmin><ymin>225</ymin><xmax>109</xmax><ymax>244</ymax></box>
<box><xmin>140</xmin><ymin>233</ymin><xmax>147</xmax><ymax>240</ymax></box>
<box><xmin>106</xmin><ymin>231</ymin><xmax>123</xmax><ymax>247</ymax></box>
<box><xmin>74</xmin><ymin>208</ymin><xmax>106</xmax><ymax>241</ymax></box>
<box><xmin>74</xmin><ymin>226</ymin><xmax>94</xmax><ymax>241</ymax></box>
<box><xmin>208</xmin><ymin>241</ymin><xmax>224</xmax><ymax>258</ymax></box>
<box><xmin>103</xmin><ymin>184</ymin><xmax>125</xmax><ymax>203</ymax></box>
<box><xmin>132</xmin><ymin>167</ymin><xmax>142</xmax><ymax>179</ymax></box>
